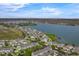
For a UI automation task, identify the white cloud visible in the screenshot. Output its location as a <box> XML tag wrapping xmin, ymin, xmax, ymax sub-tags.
<box><xmin>0</xmin><ymin>3</ymin><xmax>63</xmax><ymax>18</ymax></box>
<box><xmin>0</xmin><ymin>0</ymin><xmax>29</xmax><ymax>4</ymax></box>
<box><xmin>17</xmin><ymin>7</ymin><xmax>63</xmax><ymax>18</ymax></box>
<box><xmin>38</xmin><ymin>7</ymin><xmax>62</xmax><ymax>15</ymax></box>
<box><xmin>6</xmin><ymin>4</ymin><xmax>25</xmax><ymax>11</ymax></box>
<box><xmin>0</xmin><ymin>3</ymin><xmax>30</xmax><ymax>11</ymax></box>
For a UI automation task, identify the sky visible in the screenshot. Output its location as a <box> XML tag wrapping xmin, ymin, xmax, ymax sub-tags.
<box><xmin>0</xmin><ymin>3</ymin><xmax>79</xmax><ymax>18</ymax></box>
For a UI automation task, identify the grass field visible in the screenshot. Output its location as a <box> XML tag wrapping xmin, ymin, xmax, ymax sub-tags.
<box><xmin>46</xmin><ymin>33</ymin><xmax>57</xmax><ymax>41</ymax></box>
<box><xmin>0</xmin><ymin>26</ymin><xmax>24</xmax><ymax>40</ymax></box>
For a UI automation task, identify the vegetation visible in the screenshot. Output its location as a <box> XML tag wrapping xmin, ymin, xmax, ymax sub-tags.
<box><xmin>46</xmin><ymin>33</ymin><xmax>57</xmax><ymax>41</ymax></box>
<box><xmin>0</xmin><ymin>23</ymin><xmax>15</xmax><ymax>28</ymax></box>
<box><xmin>0</xmin><ymin>23</ymin><xmax>78</xmax><ymax>56</ymax></box>
<box><xmin>69</xmin><ymin>52</ymin><xmax>79</xmax><ymax>56</ymax></box>
<box><xmin>51</xmin><ymin>45</ymin><xmax>66</xmax><ymax>55</ymax></box>
<box><xmin>0</xmin><ymin>48</ymin><xmax>32</xmax><ymax>56</ymax></box>
<box><xmin>18</xmin><ymin>23</ymin><xmax>37</xmax><ymax>26</ymax></box>
<box><xmin>31</xmin><ymin>45</ymin><xmax>43</xmax><ymax>52</ymax></box>
<box><xmin>7</xmin><ymin>45</ymin><xmax>44</xmax><ymax>56</ymax></box>
<box><xmin>16</xmin><ymin>48</ymin><xmax>32</xmax><ymax>56</ymax></box>
<box><xmin>0</xmin><ymin>26</ymin><xmax>25</xmax><ymax>40</ymax></box>
<box><xmin>38</xmin><ymin>41</ymin><xmax>47</xmax><ymax>46</ymax></box>
<box><xmin>51</xmin><ymin>45</ymin><xmax>57</xmax><ymax>50</ymax></box>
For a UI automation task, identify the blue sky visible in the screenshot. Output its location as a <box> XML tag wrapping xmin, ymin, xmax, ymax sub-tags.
<box><xmin>0</xmin><ymin>3</ymin><xmax>79</xmax><ymax>18</ymax></box>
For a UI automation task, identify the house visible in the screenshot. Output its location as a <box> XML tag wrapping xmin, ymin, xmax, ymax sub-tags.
<box><xmin>0</xmin><ymin>48</ymin><xmax>13</xmax><ymax>53</ymax></box>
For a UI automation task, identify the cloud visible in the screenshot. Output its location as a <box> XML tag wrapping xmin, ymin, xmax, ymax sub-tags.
<box><xmin>18</xmin><ymin>7</ymin><xmax>63</xmax><ymax>18</ymax></box>
<box><xmin>1</xmin><ymin>3</ymin><xmax>79</xmax><ymax>18</ymax></box>
<box><xmin>0</xmin><ymin>0</ymin><xmax>30</xmax><ymax>4</ymax></box>
<box><xmin>0</xmin><ymin>5</ymin><xmax>63</xmax><ymax>18</ymax></box>
<box><xmin>0</xmin><ymin>3</ymin><xmax>30</xmax><ymax>12</ymax></box>
<box><xmin>41</xmin><ymin>7</ymin><xmax>62</xmax><ymax>15</ymax></box>
<box><xmin>28</xmin><ymin>7</ymin><xmax>62</xmax><ymax>16</ymax></box>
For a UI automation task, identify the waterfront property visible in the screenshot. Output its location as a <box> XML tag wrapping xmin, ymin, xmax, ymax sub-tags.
<box><xmin>0</xmin><ymin>21</ymin><xmax>79</xmax><ymax>56</ymax></box>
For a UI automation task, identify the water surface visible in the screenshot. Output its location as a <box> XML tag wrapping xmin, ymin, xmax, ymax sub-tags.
<box><xmin>25</xmin><ymin>23</ymin><xmax>79</xmax><ymax>45</ymax></box>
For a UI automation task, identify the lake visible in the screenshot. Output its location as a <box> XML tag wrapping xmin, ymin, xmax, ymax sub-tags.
<box><xmin>25</xmin><ymin>23</ymin><xmax>79</xmax><ymax>45</ymax></box>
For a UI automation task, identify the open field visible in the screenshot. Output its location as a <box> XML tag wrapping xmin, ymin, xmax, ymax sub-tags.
<box><xmin>0</xmin><ymin>26</ymin><xmax>24</xmax><ymax>40</ymax></box>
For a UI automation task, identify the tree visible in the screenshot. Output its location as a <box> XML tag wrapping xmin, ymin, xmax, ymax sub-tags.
<box><xmin>23</xmin><ymin>48</ymin><xmax>32</xmax><ymax>56</ymax></box>
<box><xmin>4</xmin><ymin>41</ymin><xmax>9</xmax><ymax>47</ymax></box>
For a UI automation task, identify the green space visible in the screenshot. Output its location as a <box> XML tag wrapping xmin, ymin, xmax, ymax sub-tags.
<box><xmin>18</xmin><ymin>23</ymin><xmax>37</xmax><ymax>26</ymax></box>
<box><xmin>13</xmin><ymin>48</ymin><xmax>32</xmax><ymax>56</ymax></box>
<box><xmin>0</xmin><ymin>26</ymin><xmax>25</xmax><ymax>40</ymax></box>
<box><xmin>46</xmin><ymin>33</ymin><xmax>57</xmax><ymax>41</ymax></box>
<box><xmin>38</xmin><ymin>41</ymin><xmax>47</xmax><ymax>46</ymax></box>
<box><xmin>0</xmin><ymin>23</ymin><xmax>15</xmax><ymax>28</ymax></box>
<box><xmin>30</xmin><ymin>45</ymin><xmax>43</xmax><ymax>52</ymax></box>
<box><xmin>0</xmin><ymin>45</ymin><xmax>43</xmax><ymax>56</ymax></box>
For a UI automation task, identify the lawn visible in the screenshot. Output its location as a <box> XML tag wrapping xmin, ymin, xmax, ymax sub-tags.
<box><xmin>45</xmin><ymin>33</ymin><xmax>57</xmax><ymax>41</ymax></box>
